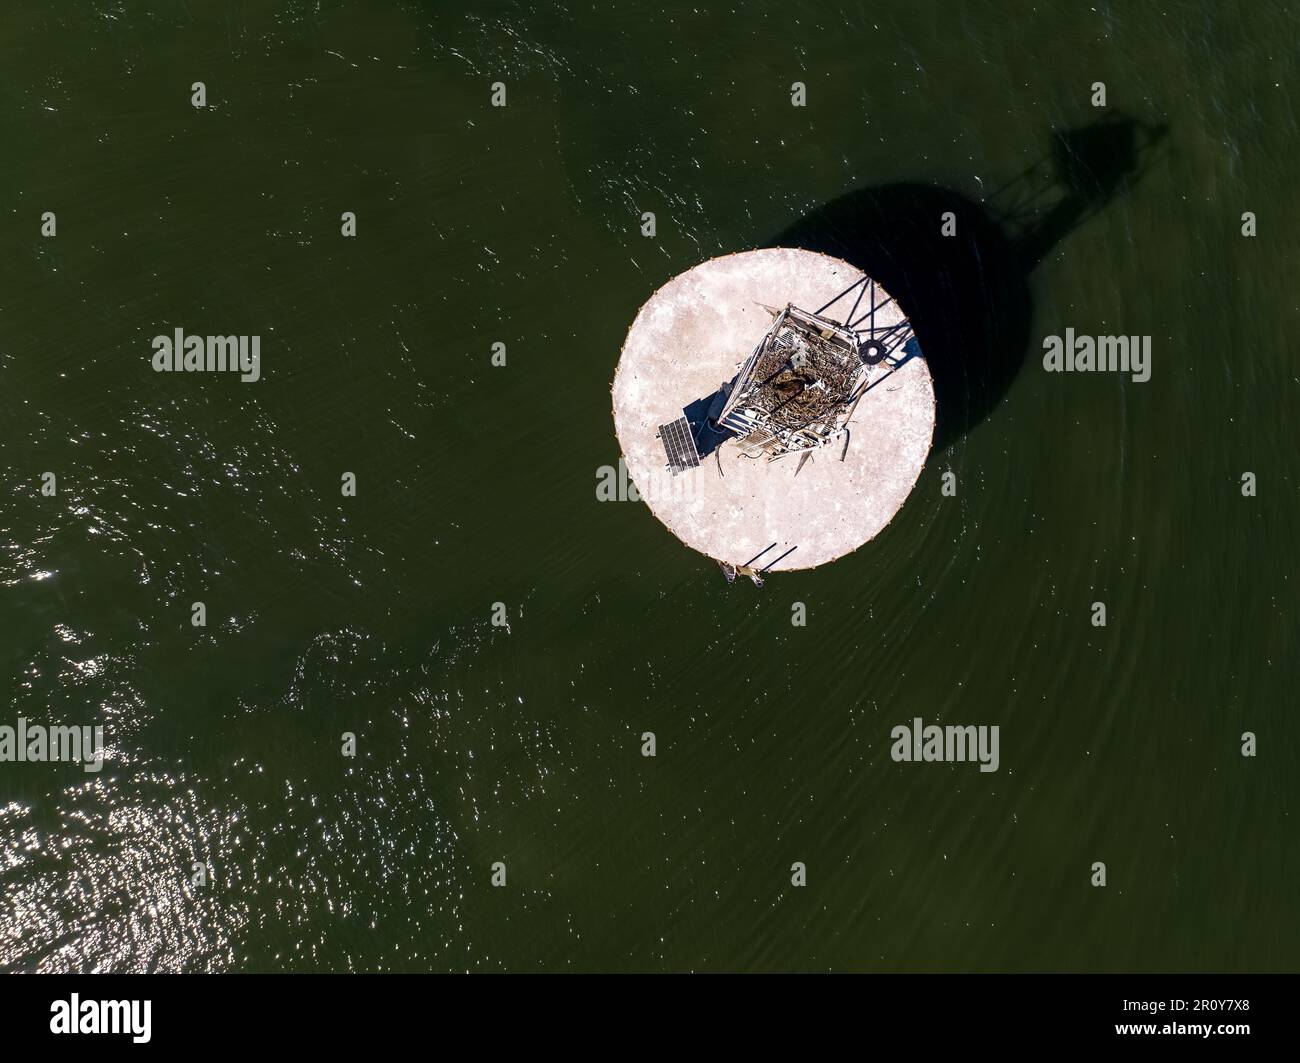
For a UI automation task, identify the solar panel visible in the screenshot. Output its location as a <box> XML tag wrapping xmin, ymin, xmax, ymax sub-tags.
<box><xmin>658</xmin><ymin>415</ymin><xmax>700</xmax><ymax>475</ymax></box>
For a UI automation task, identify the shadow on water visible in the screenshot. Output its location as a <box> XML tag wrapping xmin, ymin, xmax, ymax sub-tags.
<box><xmin>770</xmin><ymin>112</ymin><xmax>1169</xmax><ymax>451</ymax></box>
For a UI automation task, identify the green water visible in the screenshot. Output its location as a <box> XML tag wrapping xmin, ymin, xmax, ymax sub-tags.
<box><xmin>1</xmin><ymin>1</ymin><xmax>1297</xmax><ymax>972</ymax></box>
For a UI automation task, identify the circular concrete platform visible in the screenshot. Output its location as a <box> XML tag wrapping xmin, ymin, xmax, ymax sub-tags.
<box><xmin>611</xmin><ymin>248</ymin><xmax>935</xmax><ymax>572</ymax></box>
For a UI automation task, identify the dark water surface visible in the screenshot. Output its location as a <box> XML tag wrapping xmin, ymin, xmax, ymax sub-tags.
<box><xmin>1</xmin><ymin>1</ymin><xmax>1297</xmax><ymax>971</ymax></box>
